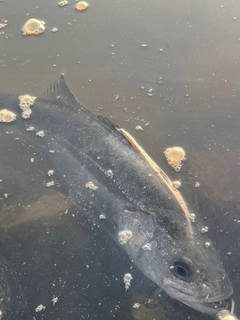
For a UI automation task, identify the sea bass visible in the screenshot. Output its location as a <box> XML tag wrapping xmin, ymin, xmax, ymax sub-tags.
<box><xmin>0</xmin><ymin>75</ymin><xmax>233</xmax><ymax>315</ymax></box>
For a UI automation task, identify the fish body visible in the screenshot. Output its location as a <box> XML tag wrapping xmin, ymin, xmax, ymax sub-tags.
<box><xmin>0</xmin><ymin>76</ymin><xmax>233</xmax><ymax>315</ymax></box>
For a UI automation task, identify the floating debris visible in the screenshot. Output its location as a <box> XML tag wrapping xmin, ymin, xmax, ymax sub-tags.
<box><xmin>36</xmin><ymin>130</ymin><xmax>45</xmax><ymax>137</ymax></box>
<box><xmin>142</xmin><ymin>243</ymin><xmax>151</xmax><ymax>251</ymax></box>
<box><xmin>75</xmin><ymin>1</ymin><xmax>88</xmax><ymax>11</ymax></box>
<box><xmin>30</xmin><ymin>158</ymin><xmax>34</xmax><ymax>163</ymax></box>
<box><xmin>26</xmin><ymin>126</ymin><xmax>35</xmax><ymax>131</ymax></box>
<box><xmin>22</xmin><ymin>19</ymin><xmax>46</xmax><ymax>36</ymax></box>
<box><xmin>118</xmin><ymin>230</ymin><xmax>132</xmax><ymax>245</ymax></box>
<box><xmin>201</xmin><ymin>226</ymin><xmax>209</xmax><ymax>233</ymax></box>
<box><xmin>0</xmin><ymin>24</ymin><xmax>7</xmax><ymax>29</ymax></box>
<box><xmin>132</xmin><ymin>302</ymin><xmax>140</xmax><ymax>310</ymax></box>
<box><xmin>190</xmin><ymin>213</ymin><xmax>196</xmax><ymax>222</ymax></box>
<box><xmin>99</xmin><ymin>214</ymin><xmax>106</xmax><ymax>220</ymax></box>
<box><xmin>123</xmin><ymin>273</ymin><xmax>133</xmax><ymax>291</ymax></box>
<box><xmin>51</xmin><ymin>28</ymin><xmax>58</xmax><ymax>32</ymax></box>
<box><xmin>105</xmin><ymin>169</ymin><xmax>113</xmax><ymax>178</ymax></box>
<box><xmin>0</xmin><ymin>109</ymin><xmax>16</xmax><ymax>123</ymax></box>
<box><xmin>35</xmin><ymin>304</ymin><xmax>46</xmax><ymax>312</ymax></box>
<box><xmin>141</xmin><ymin>44</ymin><xmax>147</xmax><ymax>48</ymax></box>
<box><xmin>205</xmin><ymin>242</ymin><xmax>211</xmax><ymax>248</ymax></box>
<box><xmin>135</xmin><ymin>125</ymin><xmax>143</xmax><ymax>131</ymax></box>
<box><xmin>164</xmin><ymin>146</ymin><xmax>186</xmax><ymax>172</ymax></box>
<box><xmin>47</xmin><ymin>170</ymin><xmax>54</xmax><ymax>177</ymax></box>
<box><xmin>85</xmin><ymin>181</ymin><xmax>98</xmax><ymax>190</ymax></box>
<box><xmin>52</xmin><ymin>297</ymin><xmax>58</xmax><ymax>305</ymax></box>
<box><xmin>195</xmin><ymin>181</ymin><xmax>200</xmax><ymax>188</ymax></box>
<box><xmin>148</xmin><ymin>89</ymin><xmax>153</xmax><ymax>93</ymax></box>
<box><xmin>45</xmin><ymin>180</ymin><xmax>55</xmax><ymax>187</ymax></box>
<box><xmin>172</xmin><ymin>180</ymin><xmax>181</xmax><ymax>189</ymax></box>
<box><xmin>58</xmin><ymin>0</ymin><xmax>68</xmax><ymax>6</ymax></box>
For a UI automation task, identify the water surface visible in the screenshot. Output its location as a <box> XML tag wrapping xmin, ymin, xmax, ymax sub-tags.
<box><xmin>0</xmin><ymin>0</ymin><xmax>240</xmax><ymax>319</ymax></box>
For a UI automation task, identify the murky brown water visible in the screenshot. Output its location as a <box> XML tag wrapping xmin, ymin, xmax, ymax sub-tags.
<box><xmin>1</xmin><ymin>0</ymin><xmax>240</xmax><ymax>319</ymax></box>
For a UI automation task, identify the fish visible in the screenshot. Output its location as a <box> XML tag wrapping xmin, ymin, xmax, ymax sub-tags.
<box><xmin>0</xmin><ymin>75</ymin><xmax>233</xmax><ymax>316</ymax></box>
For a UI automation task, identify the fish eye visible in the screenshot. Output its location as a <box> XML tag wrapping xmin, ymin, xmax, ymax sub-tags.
<box><xmin>171</xmin><ymin>260</ymin><xmax>193</xmax><ymax>281</ymax></box>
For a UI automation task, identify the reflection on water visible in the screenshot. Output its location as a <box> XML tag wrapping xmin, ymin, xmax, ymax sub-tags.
<box><xmin>0</xmin><ymin>0</ymin><xmax>240</xmax><ymax>318</ymax></box>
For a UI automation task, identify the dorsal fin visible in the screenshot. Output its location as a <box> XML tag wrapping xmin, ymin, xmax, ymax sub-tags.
<box><xmin>38</xmin><ymin>74</ymin><xmax>81</xmax><ymax>112</ymax></box>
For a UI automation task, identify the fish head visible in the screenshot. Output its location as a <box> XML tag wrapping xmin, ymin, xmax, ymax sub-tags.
<box><xmin>161</xmin><ymin>233</ymin><xmax>233</xmax><ymax>314</ymax></box>
<box><xmin>120</xmin><ymin>209</ymin><xmax>233</xmax><ymax>314</ymax></box>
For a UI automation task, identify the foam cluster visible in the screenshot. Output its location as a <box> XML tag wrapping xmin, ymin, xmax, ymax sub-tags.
<box><xmin>118</xmin><ymin>230</ymin><xmax>132</xmax><ymax>245</ymax></box>
<box><xmin>0</xmin><ymin>109</ymin><xmax>16</xmax><ymax>123</ymax></box>
<box><xmin>164</xmin><ymin>146</ymin><xmax>186</xmax><ymax>172</ymax></box>
<box><xmin>22</xmin><ymin>19</ymin><xmax>45</xmax><ymax>36</ymax></box>
<box><xmin>18</xmin><ymin>95</ymin><xmax>36</xmax><ymax>119</ymax></box>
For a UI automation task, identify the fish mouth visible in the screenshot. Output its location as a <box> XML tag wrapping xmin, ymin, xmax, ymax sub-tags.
<box><xmin>180</xmin><ymin>297</ymin><xmax>232</xmax><ymax>315</ymax></box>
<box><xmin>205</xmin><ymin>298</ymin><xmax>231</xmax><ymax>311</ymax></box>
<box><xmin>164</xmin><ymin>282</ymin><xmax>233</xmax><ymax>314</ymax></box>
